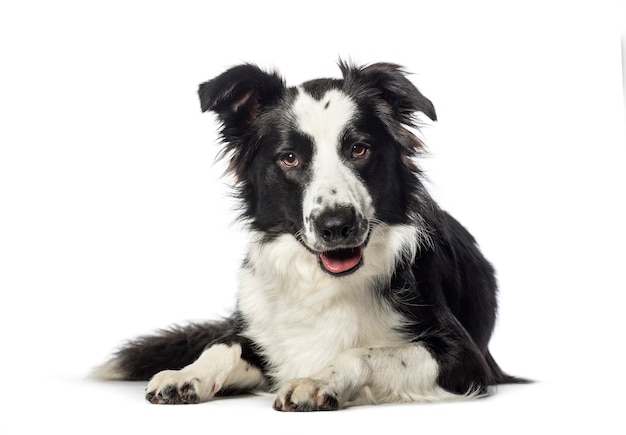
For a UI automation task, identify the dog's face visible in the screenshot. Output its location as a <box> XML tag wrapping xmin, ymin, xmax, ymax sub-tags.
<box><xmin>199</xmin><ymin>62</ymin><xmax>436</xmax><ymax>276</ymax></box>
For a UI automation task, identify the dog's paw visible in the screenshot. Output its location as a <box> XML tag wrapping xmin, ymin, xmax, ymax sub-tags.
<box><xmin>144</xmin><ymin>343</ymin><xmax>247</xmax><ymax>404</ymax></box>
<box><xmin>273</xmin><ymin>378</ymin><xmax>340</xmax><ymax>412</ymax></box>
<box><xmin>145</xmin><ymin>369</ymin><xmax>216</xmax><ymax>404</ymax></box>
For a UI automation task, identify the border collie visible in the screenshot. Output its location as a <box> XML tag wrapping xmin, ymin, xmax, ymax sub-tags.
<box><xmin>93</xmin><ymin>61</ymin><xmax>524</xmax><ymax>410</ymax></box>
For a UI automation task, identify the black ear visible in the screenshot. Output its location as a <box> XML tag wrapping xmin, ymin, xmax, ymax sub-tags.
<box><xmin>198</xmin><ymin>64</ymin><xmax>285</xmax><ymax>136</ymax></box>
<box><xmin>340</xmin><ymin>61</ymin><xmax>437</xmax><ymax>123</ymax></box>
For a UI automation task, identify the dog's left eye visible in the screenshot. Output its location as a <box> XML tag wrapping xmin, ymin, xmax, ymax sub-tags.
<box><xmin>279</xmin><ymin>152</ymin><xmax>300</xmax><ymax>168</ymax></box>
<box><xmin>351</xmin><ymin>143</ymin><xmax>370</xmax><ymax>159</ymax></box>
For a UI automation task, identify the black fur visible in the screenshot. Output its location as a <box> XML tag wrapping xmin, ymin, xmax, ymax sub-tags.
<box><xmin>108</xmin><ymin>320</ymin><xmax>235</xmax><ymax>380</ymax></box>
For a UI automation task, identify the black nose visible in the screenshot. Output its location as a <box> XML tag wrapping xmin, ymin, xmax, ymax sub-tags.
<box><xmin>316</xmin><ymin>207</ymin><xmax>357</xmax><ymax>244</ymax></box>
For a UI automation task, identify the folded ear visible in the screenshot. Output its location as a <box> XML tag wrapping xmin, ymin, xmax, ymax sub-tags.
<box><xmin>198</xmin><ymin>64</ymin><xmax>285</xmax><ymax>181</ymax></box>
<box><xmin>340</xmin><ymin>61</ymin><xmax>437</xmax><ymax>124</ymax></box>
<box><xmin>198</xmin><ymin>64</ymin><xmax>285</xmax><ymax>138</ymax></box>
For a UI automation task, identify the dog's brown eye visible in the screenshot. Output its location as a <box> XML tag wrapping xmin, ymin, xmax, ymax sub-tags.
<box><xmin>351</xmin><ymin>143</ymin><xmax>369</xmax><ymax>159</ymax></box>
<box><xmin>280</xmin><ymin>153</ymin><xmax>299</xmax><ymax>168</ymax></box>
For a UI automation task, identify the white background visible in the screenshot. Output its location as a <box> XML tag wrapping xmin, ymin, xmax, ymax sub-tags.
<box><xmin>1</xmin><ymin>1</ymin><xmax>625</xmax><ymax>433</ymax></box>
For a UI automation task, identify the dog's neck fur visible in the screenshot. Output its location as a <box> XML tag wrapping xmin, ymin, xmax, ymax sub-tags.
<box><xmin>238</xmin><ymin>224</ymin><xmax>420</xmax><ymax>386</ymax></box>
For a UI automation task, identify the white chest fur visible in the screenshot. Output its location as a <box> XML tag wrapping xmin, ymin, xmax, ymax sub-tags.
<box><xmin>237</xmin><ymin>225</ymin><xmax>421</xmax><ymax>387</ymax></box>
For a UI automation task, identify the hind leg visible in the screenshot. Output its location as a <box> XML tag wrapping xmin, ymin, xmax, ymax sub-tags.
<box><xmin>146</xmin><ymin>342</ymin><xmax>264</xmax><ymax>404</ymax></box>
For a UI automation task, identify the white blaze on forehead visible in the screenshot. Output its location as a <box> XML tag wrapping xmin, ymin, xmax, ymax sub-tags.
<box><xmin>291</xmin><ymin>87</ymin><xmax>374</xmax><ymax>250</ymax></box>
<box><xmin>291</xmin><ymin>88</ymin><xmax>356</xmax><ymax>144</ymax></box>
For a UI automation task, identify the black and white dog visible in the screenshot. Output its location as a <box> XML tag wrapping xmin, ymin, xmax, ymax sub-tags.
<box><xmin>94</xmin><ymin>61</ymin><xmax>524</xmax><ymax>410</ymax></box>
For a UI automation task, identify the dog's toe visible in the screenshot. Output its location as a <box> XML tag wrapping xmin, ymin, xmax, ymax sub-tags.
<box><xmin>145</xmin><ymin>370</ymin><xmax>200</xmax><ymax>404</ymax></box>
<box><xmin>274</xmin><ymin>378</ymin><xmax>340</xmax><ymax>412</ymax></box>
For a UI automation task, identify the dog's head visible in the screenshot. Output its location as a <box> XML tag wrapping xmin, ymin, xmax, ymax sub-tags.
<box><xmin>199</xmin><ymin>61</ymin><xmax>436</xmax><ymax>276</ymax></box>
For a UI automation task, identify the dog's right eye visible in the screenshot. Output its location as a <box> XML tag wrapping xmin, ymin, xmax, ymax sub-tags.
<box><xmin>279</xmin><ymin>153</ymin><xmax>300</xmax><ymax>168</ymax></box>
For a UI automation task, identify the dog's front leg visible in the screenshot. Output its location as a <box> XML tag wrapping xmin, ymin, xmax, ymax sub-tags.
<box><xmin>146</xmin><ymin>342</ymin><xmax>264</xmax><ymax>404</ymax></box>
<box><xmin>273</xmin><ymin>343</ymin><xmax>462</xmax><ymax>411</ymax></box>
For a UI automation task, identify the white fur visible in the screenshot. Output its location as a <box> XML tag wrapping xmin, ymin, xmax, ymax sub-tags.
<box><xmin>145</xmin><ymin>343</ymin><xmax>264</xmax><ymax>403</ymax></box>
<box><xmin>91</xmin><ymin>358</ymin><xmax>126</xmax><ymax>381</ymax></box>
<box><xmin>291</xmin><ymin>88</ymin><xmax>374</xmax><ymax>251</ymax></box>
<box><xmin>275</xmin><ymin>344</ymin><xmax>463</xmax><ymax>409</ymax></box>
<box><xmin>240</xmin><ymin>224</ymin><xmax>423</xmax><ymax>387</ymax></box>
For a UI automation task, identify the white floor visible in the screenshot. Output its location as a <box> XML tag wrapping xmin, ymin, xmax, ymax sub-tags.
<box><xmin>7</xmin><ymin>376</ymin><xmax>619</xmax><ymax>434</ymax></box>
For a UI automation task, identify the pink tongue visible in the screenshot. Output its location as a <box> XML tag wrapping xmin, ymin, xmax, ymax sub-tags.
<box><xmin>320</xmin><ymin>247</ymin><xmax>362</xmax><ymax>274</ymax></box>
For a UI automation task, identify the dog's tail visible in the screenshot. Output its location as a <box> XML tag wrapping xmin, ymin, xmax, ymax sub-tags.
<box><xmin>486</xmin><ymin>350</ymin><xmax>530</xmax><ymax>385</ymax></box>
<box><xmin>91</xmin><ymin>319</ymin><xmax>235</xmax><ymax>381</ymax></box>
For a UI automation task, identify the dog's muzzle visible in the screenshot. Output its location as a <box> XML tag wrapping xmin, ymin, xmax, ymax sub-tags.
<box><xmin>310</xmin><ymin>206</ymin><xmax>369</xmax><ymax>276</ymax></box>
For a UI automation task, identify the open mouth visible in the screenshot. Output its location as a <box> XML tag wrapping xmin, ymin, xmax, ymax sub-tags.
<box><xmin>319</xmin><ymin>246</ymin><xmax>363</xmax><ymax>276</ymax></box>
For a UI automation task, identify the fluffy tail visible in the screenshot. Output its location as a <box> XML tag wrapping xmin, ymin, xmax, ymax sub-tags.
<box><xmin>92</xmin><ymin>319</ymin><xmax>235</xmax><ymax>381</ymax></box>
<box><xmin>486</xmin><ymin>350</ymin><xmax>530</xmax><ymax>385</ymax></box>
